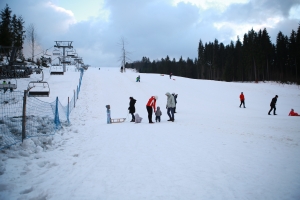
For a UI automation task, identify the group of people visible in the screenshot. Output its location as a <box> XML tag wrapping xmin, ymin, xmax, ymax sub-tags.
<box><xmin>128</xmin><ymin>93</ymin><xmax>178</xmax><ymax>123</ymax></box>
<box><xmin>1</xmin><ymin>80</ymin><xmax>13</xmax><ymax>93</ymax></box>
<box><xmin>239</xmin><ymin>92</ymin><xmax>299</xmax><ymax>116</ymax></box>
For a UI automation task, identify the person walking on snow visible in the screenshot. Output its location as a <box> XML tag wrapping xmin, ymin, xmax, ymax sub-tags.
<box><xmin>146</xmin><ymin>96</ymin><xmax>158</xmax><ymax>123</ymax></box>
<box><xmin>239</xmin><ymin>92</ymin><xmax>246</xmax><ymax>108</ymax></box>
<box><xmin>289</xmin><ymin>109</ymin><xmax>300</xmax><ymax>116</ymax></box>
<box><xmin>166</xmin><ymin>92</ymin><xmax>175</xmax><ymax>122</ymax></box>
<box><xmin>268</xmin><ymin>95</ymin><xmax>278</xmax><ymax>115</ymax></box>
<box><xmin>155</xmin><ymin>106</ymin><xmax>162</xmax><ymax>122</ymax></box>
<box><xmin>128</xmin><ymin>97</ymin><xmax>136</xmax><ymax>122</ymax></box>
<box><xmin>136</xmin><ymin>75</ymin><xmax>140</xmax><ymax>82</ymax></box>
<box><xmin>172</xmin><ymin>93</ymin><xmax>178</xmax><ymax>113</ymax></box>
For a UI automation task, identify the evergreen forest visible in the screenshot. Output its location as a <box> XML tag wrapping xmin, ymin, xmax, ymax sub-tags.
<box><xmin>127</xmin><ymin>25</ymin><xmax>300</xmax><ymax>85</ymax></box>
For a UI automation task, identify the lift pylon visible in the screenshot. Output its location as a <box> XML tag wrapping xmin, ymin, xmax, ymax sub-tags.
<box><xmin>54</xmin><ymin>41</ymin><xmax>73</xmax><ymax>72</ymax></box>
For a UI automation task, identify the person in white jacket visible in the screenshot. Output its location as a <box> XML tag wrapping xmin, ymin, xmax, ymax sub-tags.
<box><xmin>165</xmin><ymin>92</ymin><xmax>175</xmax><ymax>122</ymax></box>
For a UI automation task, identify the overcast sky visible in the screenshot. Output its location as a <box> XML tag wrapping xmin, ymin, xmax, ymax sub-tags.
<box><xmin>1</xmin><ymin>0</ymin><xmax>299</xmax><ymax>67</ymax></box>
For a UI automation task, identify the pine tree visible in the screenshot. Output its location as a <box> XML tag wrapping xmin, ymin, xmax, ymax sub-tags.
<box><xmin>0</xmin><ymin>4</ymin><xmax>12</xmax><ymax>46</ymax></box>
<box><xmin>197</xmin><ymin>40</ymin><xmax>205</xmax><ymax>79</ymax></box>
<box><xmin>296</xmin><ymin>24</ymin><xmax>300</xmax><ymax>84</ymax></box>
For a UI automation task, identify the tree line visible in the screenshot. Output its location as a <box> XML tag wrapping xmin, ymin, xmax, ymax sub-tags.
<box><xmin>127</xmin><ymin>24</ymin><xmax>300</xmax><ymax>84</ymax></box>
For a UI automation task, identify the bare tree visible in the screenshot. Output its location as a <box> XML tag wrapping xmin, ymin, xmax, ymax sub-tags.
<box><xmin>118</xmin><ymin>37</ymin><xmax>131</xmax><ymax>72</ymax></box>
<box><xmin>26</xmin><ymin>23</ymin><xmax>38</xmax><ymax>62</ymax></box>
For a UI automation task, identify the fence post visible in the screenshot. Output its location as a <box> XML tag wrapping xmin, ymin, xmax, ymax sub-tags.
<box><xmin>77</xmin><ymin>85</ymin><xmax>79</xmax><ymax>99</ymax></box>
<box><xmin>22</xmin><ymin>90</ymin><xmax>27</xmax><ymax>142</ymax></box>
<box><xmin>54</xmin><ymin>97</ymin><xmax>60</xmax><ymax>129</ymax></box>
<box><xmin>67</xmin><ymin>97</ymin><xmax>70</xmax><ymax>124</ymax></box>
<box><xmin>74</xmin><ymin>90</ymin><xmax>76</xmax><ymax>108</ymax></box>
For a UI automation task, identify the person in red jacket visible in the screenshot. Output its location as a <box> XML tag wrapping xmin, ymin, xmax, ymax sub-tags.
<box><xmin>239</xmin><ymin>92</ymin><xmax>246</xmax><ymax>108</ymax></box>
<box><xmin>289</xmin><ymin>109</ymin><xmax>300</xmax><ymax>116</ymax></box>
<box><xmin>146</xmin><ymin>96</ymin><xmax>157</xmax><ymax>123</ymax></box>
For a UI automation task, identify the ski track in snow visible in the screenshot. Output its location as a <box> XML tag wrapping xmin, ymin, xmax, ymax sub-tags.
<box><xmin>0</xmin><ymin>67</ymin><xmax>300</xmax><ymax>200</ymax></box>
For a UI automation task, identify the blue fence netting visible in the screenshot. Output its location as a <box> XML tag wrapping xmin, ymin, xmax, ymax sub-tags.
<box><xmin>0</xmin><ymin>69</ymin><xmax>84</xmax><ymax>149</ymax></box>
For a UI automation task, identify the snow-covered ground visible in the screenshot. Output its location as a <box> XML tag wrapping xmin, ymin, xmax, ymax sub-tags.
<box><xmin>1</xmin><ymin>67</ymin><xmax>300</xmax><ymax>200</ymax></box>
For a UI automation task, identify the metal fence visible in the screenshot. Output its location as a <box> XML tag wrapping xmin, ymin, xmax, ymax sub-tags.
<box><xmin>0</xmin><ymin>69</ymin><xmax>84</xmax><ymax>149</ymax></box>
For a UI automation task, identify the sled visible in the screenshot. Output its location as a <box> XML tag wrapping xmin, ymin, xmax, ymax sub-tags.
<box><xmin>110</xmin><ymin>118</ymin><xmax>126</xmax><ymax>123</ymax></box>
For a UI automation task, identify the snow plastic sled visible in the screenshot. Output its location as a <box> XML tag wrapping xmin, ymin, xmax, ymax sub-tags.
<box><xmin>110</xmin><ymin>118</ymin><xmax>126</xmax><ymax>123</ymax></box>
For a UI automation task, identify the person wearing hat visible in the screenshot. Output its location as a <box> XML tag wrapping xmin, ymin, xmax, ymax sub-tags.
<box><xmin>166</xmin><ymin>92</ymin><xmax>176</xmax><ymax>122</ymax></box>
<box><xmin>128</xmin><ymin>97</ymin><xmax>136</xmax><ymax>122</ymax></box>
<box><xmin>146</xmin><ymin>96</ymin><xmax>157</xmax><ymax>123</ymax></box>
<box><xmin>288</xmin><ymin>109</ymin><xmax>300</xmax><ymax>116</ymax></box>
<box><xmin>268</xmin><ymin>95</ymin><xmax>278</xmax><ymax>115</ymax></box>
<box><xmin>239</xmin><ymin>92</ymin><xmax>245</xmax><ymax>108</ymax></box>
<box><xmin>172</xmin><ymin>93</ymin><xmax>178</xmax><ymax>113</ymax></box>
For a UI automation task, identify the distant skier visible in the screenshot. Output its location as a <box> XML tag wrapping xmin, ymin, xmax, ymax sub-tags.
<box><xmin>136</xmin><ymin>75</ymin><xmax>140</xmax><ymax>82</ymax></box>
<box><xmin>239</xmin><ymin>92</ymin><xmax>246</xmax><ymax>108</ymax></box>
<box><xmin>170</xmin><ymin>73</ymin><xmax>172</xmax><ymax>79</ymax></box>
<box><xmin>146</xmin><ymin>96</ymin><xmax>158</xmax><ymax>124</ymax></box>
<box><xmin>165</xmin><ymin>92</ymin><xmax>175</xmax><ymax>122</ymax></box>
<box><xmin>155</xmin><ymin>106</ymin><xmax>162</xmax><ymax>122</ymax></box>
<box><xmin>268</xmin><ymin>95</ymin><xmax>278</xmax><ymax>115</ymax></box>
<box><xmin>128</xmin><ymin>97</ymin><xmax>136</xmax><ymax>122</ymax></box>
<box><xmin>288</xmin><ymin>109</ymin><xmax>300</xmax><ymax>116</ymax></box>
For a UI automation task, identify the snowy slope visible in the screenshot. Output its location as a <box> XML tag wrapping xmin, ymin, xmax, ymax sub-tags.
<box><xmin>0</xmin><ymin>67</ymin><xmax>300</xmax><ymax>200</ymax></box>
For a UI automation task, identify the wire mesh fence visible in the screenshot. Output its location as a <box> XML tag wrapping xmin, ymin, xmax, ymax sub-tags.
<box><xmin>0</xmin><ymin>69</ymin><xmax>84</xmax><ymax>149</ymax></box>
<box><xmin>0</xmin><ymin>91</ymin><xmax>23</xmax><ymax>148</ymax></box>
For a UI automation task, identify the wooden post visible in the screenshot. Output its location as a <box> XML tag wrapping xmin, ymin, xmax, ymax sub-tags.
<box><xmin>22</xmin><ymin>90</ymin><xmax>27</xmax><ymax>142</ymax></box>
<box><xmin>67</xmin><ymin>97</ymin><xmax>70</xmax><ymax>124</ymax></box>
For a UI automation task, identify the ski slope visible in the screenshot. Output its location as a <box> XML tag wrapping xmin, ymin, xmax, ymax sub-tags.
<box><xmin>1</xmin><ymin>67</ymin><xmax>300</xmax><ymax>200</ymax></box>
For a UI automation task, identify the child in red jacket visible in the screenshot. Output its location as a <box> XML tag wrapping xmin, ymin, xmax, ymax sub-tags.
<box><xmin>288</xmin><ymin>109</ymin><xmax>300</xmax><ymax>116</ymax></box>
<box><xmin>239</xmin><ymin>92</ymin><xmax>245</xmax><ymax>108</ymax></box>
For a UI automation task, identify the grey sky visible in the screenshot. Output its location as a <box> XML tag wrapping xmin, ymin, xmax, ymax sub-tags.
<box><xmin>1</xmin><ymin>0</ymin><xmax>299</xmax><ymax>67</ymax></box>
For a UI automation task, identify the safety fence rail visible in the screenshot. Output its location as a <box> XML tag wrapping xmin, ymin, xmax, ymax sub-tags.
<box><xmin>0</xmin><ymin>69</ymin><xmax>84</xmax><ymax>150</ymax></box>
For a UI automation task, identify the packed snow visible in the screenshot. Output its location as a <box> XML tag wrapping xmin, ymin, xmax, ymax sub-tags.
<box><xmin>1</xmin><ymin>66</ymin><xmax>300</xmax><ymax>200</ymax></box>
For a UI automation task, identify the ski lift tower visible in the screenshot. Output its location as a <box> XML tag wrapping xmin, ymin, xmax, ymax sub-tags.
<box><xmin>54</xmin><ymin>41</ymin><xmax>73</xmax><ymax>72</ymax></box>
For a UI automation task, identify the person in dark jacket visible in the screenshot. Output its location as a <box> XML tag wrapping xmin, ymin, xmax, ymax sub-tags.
<box><xmin>172</xmin><ymin>93</ymin><xmax>178</xmax><ymax>113</ymax></box>
<box><xmin>268</xmin><ymin>95</ymin><xmax>278</xmax><ymax>115</ymax></box>
<box><xmin>128</xmin><ymin>97</ymin><xmax>136</xmax><ymax>122</ymax></box>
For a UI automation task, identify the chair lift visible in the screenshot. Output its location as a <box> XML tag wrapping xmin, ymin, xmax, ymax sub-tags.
<box><xmin>72</xmin><ymin>53</ymin><xmax>78</xmax><ymax>58</ymax></box>
<box><xmin>27</xmin><ymin>70</ymin><xmax>50</xmax><ymax>97</ymax></box>
<box><xmin>60</xmin><ymin>56</ymin><xmax>71</xmax><ymax>64</ymax></box>
<box><xmin>52</xmin><ymin>49</ymin><xmax>61</xmax><ymax>56</ymax></box>
<box><xmin>67</xmin><ymin>49</ymin><xmax>76</xmax><ymax>57</ymax></box>
<box><xmin>50</xmin><ymin>65</ymin><xmax>64</xmax><ymax>75</ymax></box>
<box><xmin>0</xmin><ymin>79</ymin><xmax>17</xmax><ymax>93</ymax></box>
